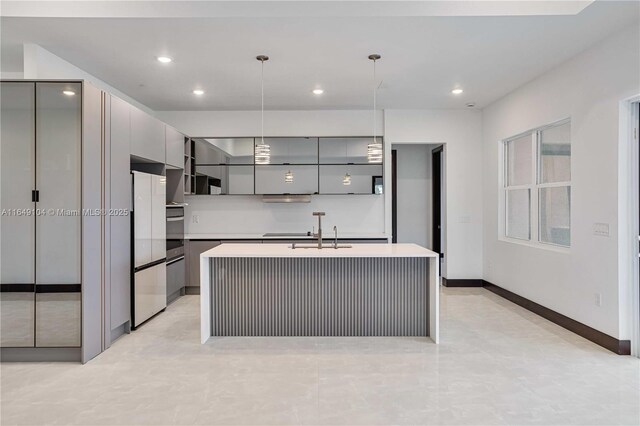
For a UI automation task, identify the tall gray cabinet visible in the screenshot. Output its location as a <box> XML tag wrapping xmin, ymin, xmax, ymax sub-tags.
<box><xmin>1</xmin><ymin>82</ymin><xmax>82</xmax><ymax>350</ymax></box>
<box><xmin>0</xmin><ymin>80</ymin><xmax>117</xmax><ymax>363</ymax></box>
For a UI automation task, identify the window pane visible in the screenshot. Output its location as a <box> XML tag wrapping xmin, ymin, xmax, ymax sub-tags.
<box><xmin>539</xmin><ymin>186</ymin><xmax>571</xmax><ymax>247</ymax></box>
<box><xmin>506</xmin><ymin>189</ymin><xmax>530</xmax><ymax>240</ymax></box>
<box><xmin>506</xmin><ymin>134</ymin><xmax>532</xmax><ymax>186</ymax></box>
<box><xmin>539</xmin><ymin>122</ymin><xmax>571</xmax><ymax>183</ymax></box>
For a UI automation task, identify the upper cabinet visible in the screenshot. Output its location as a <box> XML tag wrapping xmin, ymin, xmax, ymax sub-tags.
<box><xmin>130</xmin><ymin>105</ymin><xmax>165</xmax><ymax>163</ymax></box>
<box><xmin>257</xmin><ymin>137</ymin><xmax>318</xmax><ymax>164</ymax></box>
<box><xmin>319</xmin><ymin>137</ymin><xmax>382</xmax><ymax>164</ymax></box>
<box><xmin>189</xmin><ymin>137</ymin><xmax>384</xmax><ymax>196</ymax></box>
<box><xmin>165</xmin><ymin>126</ymin><xmax>184</xmax><ymax>169</ymax></box>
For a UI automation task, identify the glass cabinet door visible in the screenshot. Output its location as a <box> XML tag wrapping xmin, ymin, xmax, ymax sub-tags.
<box><xmin>35</xmin><ymin>82</ymin><xmax>82</xmax><ymax>286</ymax></box>
<box><xmin>319</xmin><ymin>165</ymin><xmax>383</xmax><ymax>194</ymax></box>
<box><xmin>201</xmin><ymin>138</ymin><xmax>255</xmax><ymax>165</ymax></box>
<box><xmin>0</xmin><ymin>82</ymin><xmax>36</xmax><ymax>347</ymax></box>
<box><xmin>257</xmin><ymin>138</ymin><xmax>318</xmax><ymax>164</ymax></box>
<box><xmin>1</xmin><ymin>82</ymin><xmax>36</xmax><ymax>285</ymax></box>
<box><xmin>195</xmin><ymin>165</ymin><xmax>255</xmax><ymax>195</ymax></box>
<box><xmin>319</xmin><ymin>137</ymin><xmax>382</xmax><ymax>164</ymax></box>
<box><xmin>255</xmin><ymin>165</ymin><xmax>318</xmax><ymax>194</ymax></box>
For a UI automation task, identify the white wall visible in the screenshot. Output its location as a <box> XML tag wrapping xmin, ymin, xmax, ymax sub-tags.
<box><xmin>385</xmin><ymin>109</ymin><xmax>483</xmax><ymax>280</ymax></box>
<box><xmin>185</xmin><ymin>195</ymin><xmax>385</xmax><ymax>237</ymax></box>
<box><xmin>482</xmin><ymin>24</ymin><xmax>640</xmax><ymax>339</ymax></box>
<box><xmin>22</xmin><ymin>44</ymin><xmax>153</xmax><ymax>114</ymax></box>
<box><xmin>394</xmin><ymin>144</ymin><xmax>435</xmax><ymax>249</ymax></box>
<box><xmin>156</xmin><ymin>110</ymin><xmax>383</xmax><ymax>138</ymax></box>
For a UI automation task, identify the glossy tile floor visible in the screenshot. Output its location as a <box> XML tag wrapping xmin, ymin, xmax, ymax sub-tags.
<box><xmin>1</xmin><ymin>287</ymin><xmax>639</xmax><ymax>425</ymax></box>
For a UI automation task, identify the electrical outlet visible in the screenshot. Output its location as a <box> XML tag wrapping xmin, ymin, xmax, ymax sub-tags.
<box><xmin>595</xmin><ymin>293</ymin><xmax>602</xmax><ymax>307</ymax></box>
<box><xmin>593</xmin><ymin>223</ymin><xmax>610</xmax><ymax>237</ymax></box>
<box><xmin>192</xmin><ymin>215</ymin><xmax>199</xmax><ymax>224</ymax></box>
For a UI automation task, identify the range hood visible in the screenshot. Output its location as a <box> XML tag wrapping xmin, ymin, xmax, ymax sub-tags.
<box><xmin>262</xmin><ymin>194</ymin><xmax>311</xmax><ymax>203</ymax></box>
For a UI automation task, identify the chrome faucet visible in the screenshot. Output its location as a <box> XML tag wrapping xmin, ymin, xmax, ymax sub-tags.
<box><xmin>312</xmin><ymin>212</ymin><xmax>325</xmax><ymax>249</ymax></box>
<box><xmin>333</xmin><ymin>226</ymin><xmax>338</xmax><ymax>249</ymax></box>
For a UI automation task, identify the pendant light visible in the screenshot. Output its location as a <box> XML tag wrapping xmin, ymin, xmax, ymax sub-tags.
<box><xmin>367</xmin><ymin>54</ymin><xmax>383</xmax><ymax>163</ymax></box>
<box><xmin>283</xmin><ymin>139</ymin><xmax>294</xmax><ymax>183</ymax></box>
<box><xmin>285</xmin><ymin>170</ymin><xmax>294</xmax><ymax>183</ymax></box>
<box><xmin>255</xmin><ymin>55</ymin><xmax>271</xmax><ymax>164</ymax></box>
<box><xmin>342</xmin><ymin>141</ymin><xmax>351</xmax><ymax>185</ymax></box>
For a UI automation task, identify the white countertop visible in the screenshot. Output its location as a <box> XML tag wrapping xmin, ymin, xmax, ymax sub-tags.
<box><xmin>201</xmin><ymin>243</ymin><xmax>438</xmax><ymax>258</ymax></box>
<box><xmin>186</xmin><ymin>233</ymin><xmax>389</xmax><ymax>240</ymax></box>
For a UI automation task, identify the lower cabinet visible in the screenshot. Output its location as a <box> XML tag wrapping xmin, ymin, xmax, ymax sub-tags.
<box><xmin>0</xmin><ymin>291</ymin><xmax>35</xmax><ymax>347</ymax></box>
<box><xmin>133</xmin><ymin>263</ymin><xmax>166</xmax><ymax>328</ymax></box>
<box><xmin>186</xmin><ymin>240</ymin><xmax>221</xmax><ymax>291</ymax></box>
<box><xmin>35</xmin><ymin>291</ymin><xmax>81</xmax><ymax>347</ymax></box>
<box><xmin>167</xmin><ymin>257</ymin><xmax>186</xmax><ymax>302</ymax></box>
<box><xmin>0</xmin><ymin>288</ymin><xmax>81</xmax><ymax>348</ymax></box>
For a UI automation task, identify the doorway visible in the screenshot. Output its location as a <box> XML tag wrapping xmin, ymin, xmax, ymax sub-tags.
<box><xmin>634</xmin><ymin>100</ymin><xmax>640</xmax><ymax>357</ymax></box>
<box><xmin>432</xmin><ymin>146</ymin><xmax>443</xmax><ymax>257</ymax></box>
<box><xmin>391</xmin><ymin>144</ymin><xmax>444</xmax><ymax>253</ymax></box>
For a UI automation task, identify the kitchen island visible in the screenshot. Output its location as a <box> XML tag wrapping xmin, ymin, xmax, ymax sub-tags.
<box><xmin>200</xmin><ymin>243</ymin><xmax>440</xmax><ymax>344</ymax></box>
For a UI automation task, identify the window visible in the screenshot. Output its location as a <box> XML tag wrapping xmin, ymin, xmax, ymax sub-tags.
<box><xmin>502</xmin><ymin>119</ymin><xmax>571</xmax><ymax>248</ymax></box>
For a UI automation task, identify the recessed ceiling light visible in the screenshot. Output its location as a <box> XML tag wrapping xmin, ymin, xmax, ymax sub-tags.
<box><xmin>62</xmin><ymin>90</ymin><xmax>75</xmax><ymax>96</ymax></box>
<box><xmin>451</xmin><ymin>88</ymin><xmax>464</xmax><ymax>95</ymax></box>
<box><xmin>312</xmin><ymin>89</ymin><xmax>324</xmax><ymax>95</ymax></box>
<box><xmin>157</xmin><ymin>56</ymin><xmax>172</xmax><ymax>63</ymax></box>
<box><xmin>193</xmin><ymin>89</ymin><xmax>205</xmax><ymax>96</ymax></box>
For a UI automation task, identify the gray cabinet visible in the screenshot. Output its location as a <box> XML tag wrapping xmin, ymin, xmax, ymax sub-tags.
<box><xmin>319</xmin><ymin>164</ymin><xmax>383</xmax><ymax>194</ymax></box>
<box><xmin>0</xmin><ymin>82</ymin><xmax>36</xmax><ymax>347</ymax></box>
<box><xmin>0</xmin><ymin>81</ymin><xmax>82</xmax><ymax>348</ymax></box>
<box><xmin>167</xmin><ymin>257</ymin><xmax>185</xmax><ymax>301</ymax></box>
<box><xmin>109</xmin><ymin>95</ymin><xmax>131</xmax><ymax>332</ymax></box>
<box><xmin>35</xmin><ymin>292</ymin><xmax>81</xmax><ymax>347</ymax></box>
<box><xmin>319</xmin><ymin>137</ymin><xmax>381</xmax><ymax>164</ymax></box>
<box><xmin>255</xmin><ymin>165</ymin><xmax>318</xmax><ymax>194</ymax></box>
<box><xmin>130</xmin><ymin>105</ymin><xmax>165</xmax><ymax>163</ymax></box>
<box><xmin>257</xmin><ymin>137</ymin><xmax>318</xmax><ymax>164</ymax></box>
<box><xmin>165</xmin><ymin>126</ymin><xmax>184</xmax><ymax>168</ymax></box>
<box><xmin>186</xmin><ymin>240</ymin><xmax>221</xmax><ymax>290</ymax></box>
<box><xmin>191</xmin><ymin>137</ymin><xmax>384</xmax><ymax>196</ymax></box>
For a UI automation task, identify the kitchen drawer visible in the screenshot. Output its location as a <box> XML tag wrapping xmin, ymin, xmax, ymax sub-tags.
<box><xmin>0</xmin><ymin>291</ymin><xmax>35</xmax><ymax>347</ymax></box>
<box><xmin>134</xmin><ymin>263</ymin><xmax>166</xmax><ymax>327</ymax></box>
<box><xmin>35</xmin><ymin>290</ymin><xmax>81</xmax><ymax>347</ymax></box>
<box><xmin>167</xmin><ymin>257</ymin><xmax>185</xmax><ymax>299</ymax></box>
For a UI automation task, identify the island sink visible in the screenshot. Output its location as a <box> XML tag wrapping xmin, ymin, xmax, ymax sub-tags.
<box><xmin>199</xmin><ymin>243</ymin><xmax>440</xmax><ymax>343</ymax></box>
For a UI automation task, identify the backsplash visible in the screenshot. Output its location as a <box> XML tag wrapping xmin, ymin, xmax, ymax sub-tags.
<box><xmin>184</xmin><ymin>195</ymin><xmax>385</xmax><ymax>236</ymax></box>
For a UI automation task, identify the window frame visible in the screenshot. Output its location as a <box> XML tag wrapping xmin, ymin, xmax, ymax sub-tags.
<box><xmin>499</xmin><ymin>118</ymin><xmax>571</xmax><ymax>251</ymax></box>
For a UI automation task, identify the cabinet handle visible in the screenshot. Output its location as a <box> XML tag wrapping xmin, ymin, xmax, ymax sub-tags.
<box><xmin>32</xmin><ymin>190</ymin><xmax>39</xmax><ymax>202</ymax></box>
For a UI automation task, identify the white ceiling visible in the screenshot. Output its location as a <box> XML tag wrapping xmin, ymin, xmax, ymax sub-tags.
<box><xmin>1</xmin><ymin>1</ymin><xmax>638</xmax><ymax>111</ymax></box>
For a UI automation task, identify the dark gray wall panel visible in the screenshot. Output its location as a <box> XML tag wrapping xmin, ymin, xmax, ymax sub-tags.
<box><xmin>210</xmin><ymin>257</ymin><xmax>428</xmax><ymax>337</ymax></box>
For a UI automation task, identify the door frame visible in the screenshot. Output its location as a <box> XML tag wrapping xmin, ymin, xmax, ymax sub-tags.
<box><xmin>432</xmin><ymin>146</ymin><xmax>443</xmax><ymax>257</ymax></box>
<box><xmin>621</xmin><ymin>94</ymin><xmax>640</xmax><ymax>357</ymax></box>
<box><xmin>391</xmin><ymin>149</ymin><xmax>398</xmax><ymax>243</ymax></box>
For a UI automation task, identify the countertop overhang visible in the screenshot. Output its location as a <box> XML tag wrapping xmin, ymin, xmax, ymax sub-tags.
<box><xmin>185</xmin><ymin>233</ymin><xmax>389</xmax><ymax>240</ymax></box>
<box><xmin>201</xmin><ymin>243</ymin><xmax>438</xmax><ymax>258</ymax></box>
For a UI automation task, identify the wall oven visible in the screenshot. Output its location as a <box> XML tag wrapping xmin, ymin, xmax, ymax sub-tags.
<box><xmin>166</xmin><ymin>205</ymin><xmax>185</xmax><ymax>303</ymax></box>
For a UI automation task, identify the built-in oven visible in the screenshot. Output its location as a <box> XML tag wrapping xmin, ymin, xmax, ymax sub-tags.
<box><xmin>166</xmin><ymin>206</ymin><xmax>185</xmax><ymax>303</ymax></box>
<box><xmin>166</xmin><ymin>206</ymin><xmax>185</xmax><ymax>239</ymax></box>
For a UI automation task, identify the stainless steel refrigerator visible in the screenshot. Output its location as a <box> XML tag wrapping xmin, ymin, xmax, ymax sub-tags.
<box><xmin>131</xmin><ymin>171</ymin><xmax>166</xmax><ymax>328</ymax></box>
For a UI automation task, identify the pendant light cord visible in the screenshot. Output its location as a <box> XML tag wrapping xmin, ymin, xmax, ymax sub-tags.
<box><xmin>261</xmin><ymin>59</ymin><xmax>265</xmax><ymax>145</ymax></box>
<box><xmin>373</xmin><ymin>57</ymin><xmax>376</xmax><ymax>143</ymax></box>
